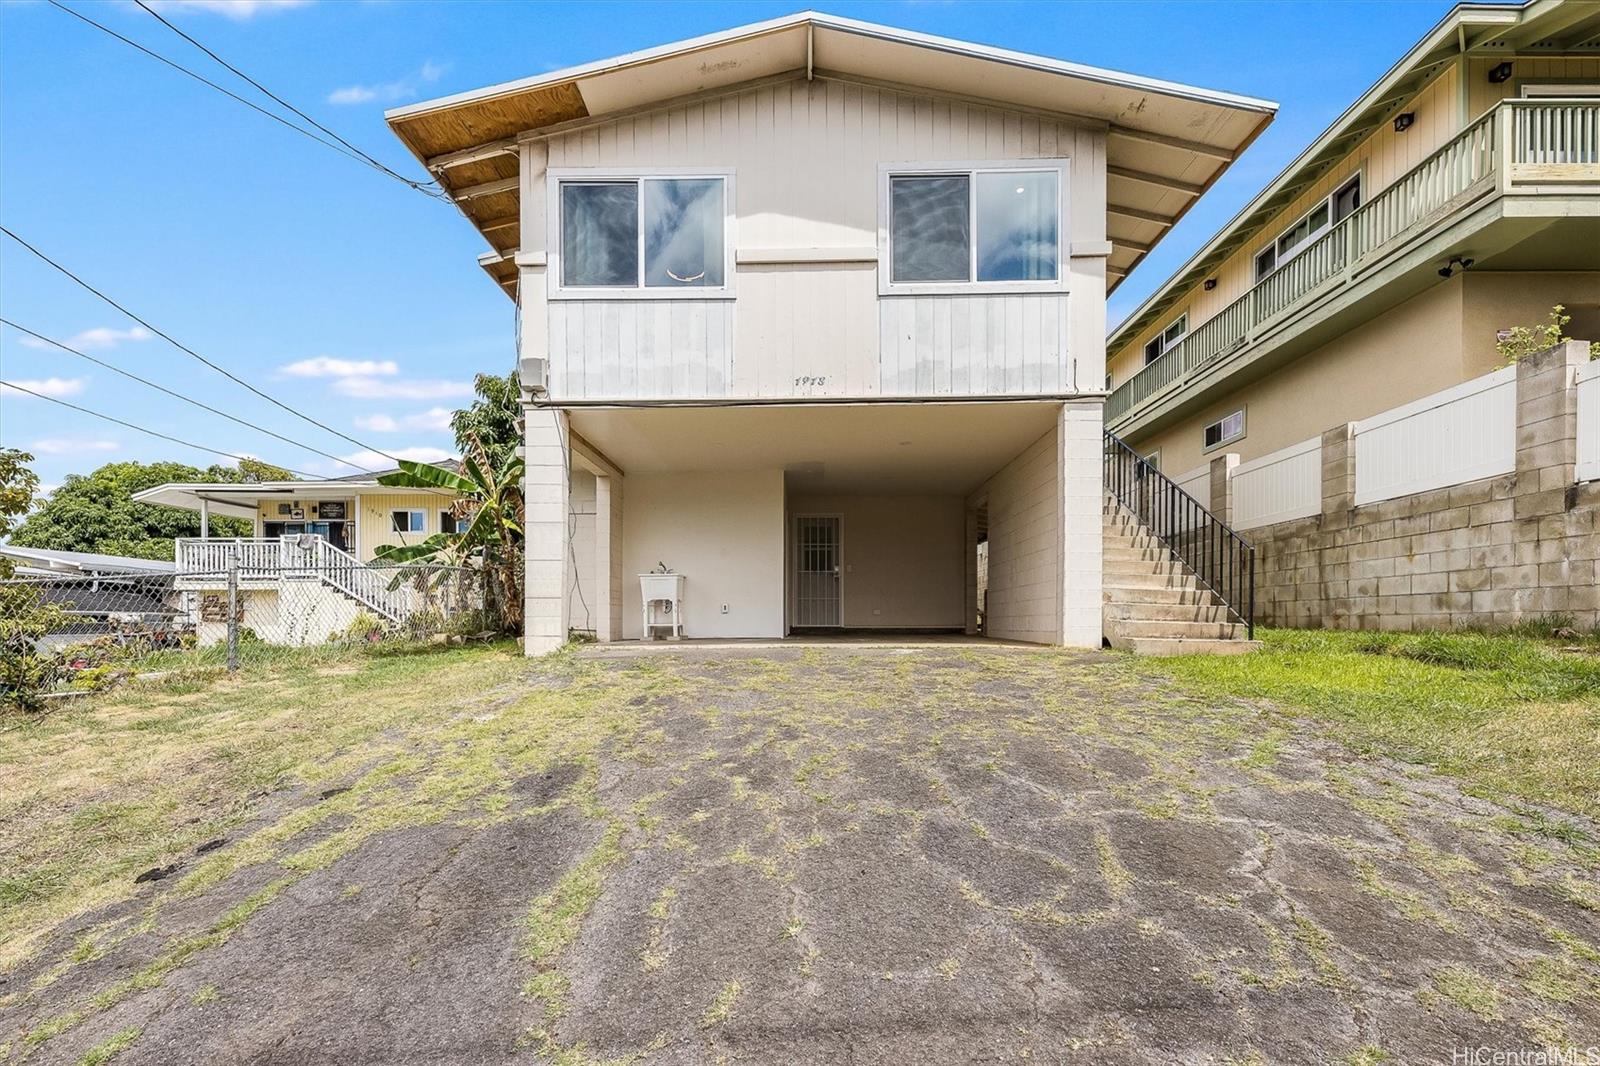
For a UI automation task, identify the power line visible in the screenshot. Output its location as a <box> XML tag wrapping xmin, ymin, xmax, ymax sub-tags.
<box><xmin>0</xmin><ymin>225</ymin><xmax>404</xmax><ymax>466</ymax></box>
<box><xmin>0</xmin><ymin>378</ymin><xmax>328</xmax><ymax>479</ymax></box>
<box><xmin>45</xmin><ymin>0</ymin><xmax>445</xmax><ymax>201</ymax></box>
<box><xmin>131</xmin><ymin>0</ymin><xmax>448</xmax><ymax>200</ymax></box>
<box><xmin>44</xmin><ymin>1</ymin><xmax>402</xmax><ymax>190</ymax></box>
<box><xmin>0</xmin><ymin>317</ymin><xmax>374</xmax><ymax>475</ymax></box>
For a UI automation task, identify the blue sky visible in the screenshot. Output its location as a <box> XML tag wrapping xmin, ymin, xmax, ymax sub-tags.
<box><xmin>0</xmin><ymin>0</ymin><xmax>1456</xmax><ymax>490</ymax></box>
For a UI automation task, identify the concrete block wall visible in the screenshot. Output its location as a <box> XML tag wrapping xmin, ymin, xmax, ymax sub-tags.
<box><xmin>1227</xmin><ymin>342</ymin><xmax>1600</xmax><ymax>630</ymax></box>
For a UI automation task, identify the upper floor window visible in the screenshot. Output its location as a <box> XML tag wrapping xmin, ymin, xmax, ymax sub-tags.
<box><xmin>391</xmin><ymin>509</ymin><xmax>426</xmax><ymax>534</ymax></box>
<box><xmin>1203</xmin><ymin>408</ymin><xmax>1246</xmax><ymax>451</ymax></box>
<box><xmin>1254</xmin><ymin>174</ymin><xmax>1360</xmax><ymax>280</ymax></box>
<box><xmin>1143</xmin><ymin>314</ymin><xmax>1188</xmax><ymax>366</ymax></box>
<box><xmin>881</xmin><ymin>162</ymin><xmax>1066</xmax><ymax>294</ymax></box>
<box><xmin>552</xmin><ymin>172</ymin><xmax>731</xmax><ymax>297</ymax></box>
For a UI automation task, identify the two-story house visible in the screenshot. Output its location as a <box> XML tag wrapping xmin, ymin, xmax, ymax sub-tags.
<box><xmin>1104</xmin><ymin>0</ymin><xmax>1600</xmax><ymax>631</ymax></box>
<box><xmin>388</xmin><ymin>12</ymin><xmax>1276</xmax><ymax>653</ymax></box>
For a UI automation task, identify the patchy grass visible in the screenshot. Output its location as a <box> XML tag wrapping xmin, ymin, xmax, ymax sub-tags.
<box><xmin>1137</xmin><ymin>629</ymin><xmax>1600</xmax><ymax>819</ymax></box>
<box><xmin>0</xmin><ymin>641</ymin><xmax>531</xmax><ymax>975</ymax></box>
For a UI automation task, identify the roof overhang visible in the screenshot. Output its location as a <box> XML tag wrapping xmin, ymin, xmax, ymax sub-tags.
<box><xmin>386</xmin><ymin>11</ymin><xmax>1277</xmax><ymax>301</ymax></box>
<box><xmin>1108</xmin><ymin>0</ymin><xmax>1600</xmax><ymax>350</ymax></box>
<box><xmin>132</xmin><ymin>480</ymin><xmax>393</xmax><ymax>518</ymax></box>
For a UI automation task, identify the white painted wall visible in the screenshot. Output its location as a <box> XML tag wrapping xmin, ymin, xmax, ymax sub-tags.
<box><xmin>1353</xmin><ymin>366</ymin><xmax>1516</xmax><ymax>506</ymax></box>
<box><xmin>567</xmin><ymin>469</ymin><xmax>598</xmax><ymax>635</ymax></box>
<box><xmin>1576</xmin><ymin>359</ymin><xmax>1600</xmax><ymax>484</ymax></box>
<box><xmin>621</xmin><ymin>469</ymin><xmax>786</xmax><ymax>639</ymax></box>
<box><xmin>1232</xmin><ymin>437</ymin><xmax>1322</xmax><ymax>530</ymax></box>
<box><xmin>973</xmin><ymin>421</ymin><xmax>1061</xmax><ymax>645</ymax></box>
<box><xmin>522</xmin><ymin>77</ymin><xmax>1107</xmax><ymax>402</ymax></box>
<box><xmin>786</xmin><ymin>494</ymin><xmax>965</xmax><ymax>628</ymax></box>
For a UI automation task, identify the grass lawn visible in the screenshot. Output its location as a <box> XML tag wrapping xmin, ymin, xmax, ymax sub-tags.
<box><xmin>1138</xmin><ymin>627</ymin><xmax>1600</xmax><ymax>822</ymax></box>
<box><xmin>0</xmin><ymin>641</ymin><xmax>545</xmax><ymax>974</ymax></box>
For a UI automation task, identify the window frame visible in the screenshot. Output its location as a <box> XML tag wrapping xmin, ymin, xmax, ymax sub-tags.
<box><xmin>546</xmin><ymin>167</ymin><xmax>737</xmax><ymax>301</ymax></box>
<box><xmin>391</xmin><ymin>509</ymin><xmax>427</xmax><ymax>534</ymax></box>
<box><xmin>1143</xmin><ymin>313</ymin><xmax>1189</xmax><ymax>366</ymax></box>
<box><xmin>1253</xmin><ymin>173</ymin><xmax>1362</xmax><ymax>282</ymax></box>
<box><xmin>877</xmin><ymin>159</ymin><xmax>1071</xmax><ymax>297</ymax></box>
<box><xmin>1202</xmin><ymin>408</ymin><xmax>1247</xmax><ymax>453</ymax></box>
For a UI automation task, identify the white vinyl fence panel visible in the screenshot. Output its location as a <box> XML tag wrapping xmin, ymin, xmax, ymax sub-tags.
<box><xmin>1174</xmin><ymin>464</ymin><xmax>1210</xmax><ymax>508</ymax></box>
<box><xmin>1353</xmin><ymin>366</ymin><xmax>1516</xmax><ymax>506</ymax></box>
<box><xmin>1576</xmin><ymin>359</ymin><xmax>1600</xmax><ymax>483</ymax></box>
<box><xmin>1232</xmin><ymin>437</ymin><xmax>1323</xmax><ymax>530</ymax></box>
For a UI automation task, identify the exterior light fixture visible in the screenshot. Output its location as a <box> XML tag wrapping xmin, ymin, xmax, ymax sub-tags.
<box><xmin>1489</xmin><ymin>61</ymin><xmax>1513</xmax><ymax>83</ymax></box>
<box><xmin>1203</xmin><ymin>278</ymin><xmax>1218</xmax><ymax>291</ymax></box>
<box><xmin>1438</xmin><ymin>255</ymin><xmax>1475</xmax><ymax>278</ymax></box>
<box><xmin>1393</xmin><ymin>112</ymin><xmax>1415</xmax><ymax>133</ymax></box>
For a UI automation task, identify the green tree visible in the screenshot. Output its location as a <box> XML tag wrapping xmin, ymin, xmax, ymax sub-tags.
<box><xmin>373</xmin><ymin>440</ymin><xmax>525</xmax><ymax>633</ymax></box>
<box><xmin>8</xmin><ymin>459</ymin><xmax>287</xmax><ymax>562</ymax></box>
<box><xmin>0</xmin><ymin>447</ymin><xmax>40</xmax><ymax>545</ymax></box>
<box><xmin>451</xmin><ymin>370</ymin><xmax>520</xmax><ymax>472</ymax></box>
<box><xmin>0</xmin><ymin>450</ymin><xmax>68</xmax><ymax>711</ymax></box>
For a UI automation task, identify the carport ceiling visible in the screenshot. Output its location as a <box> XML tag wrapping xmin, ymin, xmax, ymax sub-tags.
<box><xmin>566</xmin><ymin>401</ymin><xmax>1065</xmax><ymax>495</ymax></box>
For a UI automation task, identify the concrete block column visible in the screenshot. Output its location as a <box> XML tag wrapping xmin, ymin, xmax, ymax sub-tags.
<box><xmin>1208</xmin><ymin>452</ymin><xmax>1240</xmax><ymax>525</ymax></box>
<box><xmin>1059</xmin><ymin>401</ymin><xmax>1104</xmax><ymax>648</ymax></box>
<box><xmin>1321</xmin><ymin>423</ymin><xmax>1357</xmax><ymax>515</ymax></box>
<box><xmin>1514</xmin><ymin>340</ymin><xmax>1588</xmax><ymax>519</ymax></box>
<box><xmin>594</xmin><ymin>473</ymin><xmax>624</xmax><ymax>642</ymax></box>
<box><xmin>524</xmin><ymin>406</ymin><xmax>570</xmax><ymax>656</ymax></box>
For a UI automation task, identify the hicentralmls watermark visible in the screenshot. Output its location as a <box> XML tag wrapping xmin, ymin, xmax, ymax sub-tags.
<box><xmin>1451</xmin><ymin>1048</ymin><xmax>1600</xmax><ymax>1066</ymax></box>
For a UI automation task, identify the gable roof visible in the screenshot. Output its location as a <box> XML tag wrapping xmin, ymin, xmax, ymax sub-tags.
<box><xmin>386</xmin><ymin>10</ymin><xmax>1276</xmax><ymax>299</ymax></box>
<box><xmin>1108</xmin><ymin>0</ymin><xmax>1600</xmax><ymax>351</ymax></box>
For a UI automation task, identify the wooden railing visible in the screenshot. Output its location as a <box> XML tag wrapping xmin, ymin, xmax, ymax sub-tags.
<box><xmin>174</xmin><ymin>537</ymin><xmax>413</xmax><ymax>621</ymax></box>
<box><xmin>1107</xmin><ymin>99</ymin><xmax>1597</xmax><ymax>424</ymax></box>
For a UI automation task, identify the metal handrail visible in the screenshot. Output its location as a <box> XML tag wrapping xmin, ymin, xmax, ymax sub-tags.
<box><xmin>1105</xmin><ymin>99</ymin><xmax>1599</xmax><ymax>425</ymax></box>
<box><xmin>1103</xmin><ymin>430</ymin><xmax>1254</xmax><ymax>638</ymax></box>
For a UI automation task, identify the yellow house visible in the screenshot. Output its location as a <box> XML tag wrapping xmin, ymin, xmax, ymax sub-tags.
<box><xmin>132</xmin><ymin>465</ymin><xmax>470</xmax><ymax>643</ymax></box>
<box><xmin>1107</xmin><ymin>0</ymin><xmax>1600</xmax><ymax>475</ymax></box>
<box><xmin>1105</xmin><ymin>0</ymin><xmax>1600</xmax><ymax>631</ymax></box>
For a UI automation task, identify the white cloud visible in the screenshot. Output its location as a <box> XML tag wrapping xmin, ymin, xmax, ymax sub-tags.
<box><xmin>355</xmin><ymin>407</ymin><xmax>453</xmax><ymax>433</ymax></box>
<box><xmin>1</xmin><ymin>377</ymin><xmax>87</xmax><ymax>399</ymax></box>
<box><xmin>30</xmin><ymin>438</ymin><xmax>119</xmax><ymax>456</ymax></box>
<box><xmin>280</xmin><ymin>356</ymin><xmax>399</xmax><ymax>378</ymax></box>
<box><xmin>333</xmin><ymin>377</ymin><xmax>473</xmax><ymax>401</ymax></box>
<box><xmin>143</xmin><ymin>0</ymin><xmax>312</xmax><ymax>20</ymax></box>
<box><xmin>341</xmin><ymin>446</ymin><xmax>454</xmax><ymax>470</ymax></box>
<box><xmin>328</xmin><ymin>60</ymin><xmax>447</xmax><ymax>106</ymax></box>
<box><xmin>19</xmin><ymin>326</ymin><xmax>152</xmax><ymax>352</ymax></box>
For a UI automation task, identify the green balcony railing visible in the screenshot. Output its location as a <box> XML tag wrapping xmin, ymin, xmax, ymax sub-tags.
<box><xmin>1107</xmin><ymin>99</ymin><xmax>1597</xmax><ymax>424</ymax></box>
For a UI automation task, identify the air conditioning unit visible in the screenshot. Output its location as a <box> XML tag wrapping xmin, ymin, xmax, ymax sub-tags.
<box><xmin>519</xmin><ymin>355</ymin><xmax>548</xmax><ymax>394</ymax></box>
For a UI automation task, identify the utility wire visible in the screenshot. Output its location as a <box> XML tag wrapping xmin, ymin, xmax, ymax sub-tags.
<box><xmin>43</xmin><ymin>0</ymin><xmax>428</xmax><ymax>195</ymax></box>
<box><xmin>0</xmin><ymin>225</ymin><xmax>404</xmax><ymax>466</ymax></box>
<box><xmin>0</xmin><ymin>318</ymin><xmax>374</xmax><ymax>475</ymax></box>
<box><xmin>130</xmin><ymin>0</ymin><xmax>448</xmax><ymax>200</ymax></box>
<box><xmin>0</xmin><ymin>379</ymin><xmax>328</xmax><ymax>479</ymax></box>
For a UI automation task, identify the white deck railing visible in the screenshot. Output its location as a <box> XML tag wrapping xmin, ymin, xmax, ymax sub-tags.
<box><xmin>1108</xmin><ymin>99</ymin><xmax>1598</xmax><ymax>424</ymax></box>
<box><xmin>175</xmin><ymin>537</ymin><xmax>414</xmax><ymax>621</ymax></box>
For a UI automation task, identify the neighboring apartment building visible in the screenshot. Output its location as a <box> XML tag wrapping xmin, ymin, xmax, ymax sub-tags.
<box><xmin>386</xmin><ymin>12</ymin><xmax>1276</xmax><ymax>653</ymax></box>
<box><xmin>1105</xmin><ymin>0</ymin><xmax>1600</xmax><ymax>630</ymax></box>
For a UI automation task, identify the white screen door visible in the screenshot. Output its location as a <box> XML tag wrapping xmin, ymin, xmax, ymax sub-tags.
<box><xmin>794</xmin><ymin>516</ymin><xmax>842</xmax><ymax>627</ymax></box>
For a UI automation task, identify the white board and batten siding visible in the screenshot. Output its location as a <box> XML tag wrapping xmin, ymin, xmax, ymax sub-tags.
<box><xmin>525</xmin><ymin>76</ymin><xmax>1105</xmax><ymax>402</ymax></box>
<box><xmin>548</xmin><ymin>301</ymin><xmax>734</xmax><ymax>399</ymax></box>
<box><xmin>1231</xmin><ymin>437</ymin><xmax>1322</xmax><ymax>530</ymax></box>
<box><xmin>1576</xmin><ymin>359</ymin><xmax>1600</xmax><ymax>484</ymax></box>
<box><xmin>1353</xmin><ymin>366</ymin><xmax>1516</xmax><ymax>506</ymax></box>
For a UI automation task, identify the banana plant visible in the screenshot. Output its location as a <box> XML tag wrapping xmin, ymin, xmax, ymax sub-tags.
<box><xmin>374</xmin><ymin>438</ymin><xmax>525</xmax><ymax>631</ymax></box>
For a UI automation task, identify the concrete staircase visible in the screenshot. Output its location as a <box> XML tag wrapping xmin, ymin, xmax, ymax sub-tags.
<box><xmin>1102</xmin><ymin>496</ymin><xmax>1260</xmax><ymax>656</ymax></box>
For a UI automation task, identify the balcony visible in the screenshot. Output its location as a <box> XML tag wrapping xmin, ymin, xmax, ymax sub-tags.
<box><xmin>1107</xmin><ymin>98</ymin><xmax>1600</xmax><ymax>426</ymax></box>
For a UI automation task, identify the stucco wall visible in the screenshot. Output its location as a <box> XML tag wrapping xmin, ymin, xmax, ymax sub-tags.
<box><xmin>621</xmin><ymin>469</ymin><xmax>785</xmax><ymax>640</ymax></box>
<box><xmin>1131</xmin><ymin>272</ymin><xmax>1600</xmax><ymax>476</ymax></box>
<box><xmin>785</xmin><ymin>494</ymin><xmax>965</xmax><ymax>629</ymax></box>
<box><xmin>972</xmin><ymin>423</ymin><xmax>1061</xmax><ymax>645</ymax></box>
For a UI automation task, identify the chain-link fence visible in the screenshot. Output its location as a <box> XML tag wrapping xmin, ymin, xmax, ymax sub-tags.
<box><xmin>1</xmin><ymin>563</ymin><xmax>506</xmax><ymax>706</ymax></box>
